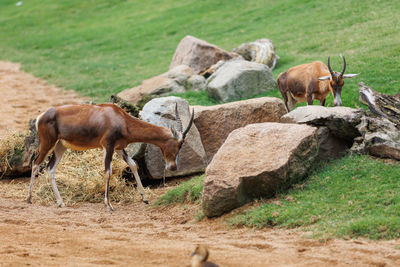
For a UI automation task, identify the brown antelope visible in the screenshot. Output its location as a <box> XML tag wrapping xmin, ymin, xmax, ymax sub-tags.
<box><xmin>277</xmin><ymin>56</ymin><xmax>359</xmax><ymax>111</ymax></box>
<box><xmin>191</xmin><ymin>244</ymin><xmax>219</xmax><ymax>267</ymax></box>
<box><xmin>27</xmin><ymin>103</ymin><xmax>194</xmax><ymax>211</ymax></box>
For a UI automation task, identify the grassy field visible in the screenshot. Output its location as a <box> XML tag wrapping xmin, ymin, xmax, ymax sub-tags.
<box><xmin>229</xmin><ymin>155</ymin><xmax>400</xmax><ymax>240</ymax></box>
<box><xmin>1</xmin><ymin>0</ymin><xmax>400</xmax><ymax>239</ymax></box>
<box><xmin>0</xmin><ymin>0</ymin><xmax>399</xmax><ymax>104</ymax></box>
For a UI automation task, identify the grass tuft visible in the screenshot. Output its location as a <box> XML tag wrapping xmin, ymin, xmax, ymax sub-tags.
<box><xmin>154</xmin><ymin>174</ymin><xmax>204</xmax><ymax>206</ymax></box>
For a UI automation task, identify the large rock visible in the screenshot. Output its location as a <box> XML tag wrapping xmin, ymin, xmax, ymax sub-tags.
<box><xmin>169</xmin><ymin>35</ymin><xmax>242</xmax><ymax>73</ymax></box>
<box><xmin>193</xmin><ymin>97</ymin><xmax>287</xmax><ymax>162</ymax></box>
<box><xmin>206</xmin><ymin>60</ymin><xmax>277</xmax><ymax>103</ymax></box>
<box><xmin>118</xmin><ymin>65</ymin><xmax>206</xmax><ymax>106</ymax></box>
<box><xmin>202</xmin><ymin>123</ymin><xmax>318</xmax><ymax>217</ymax></box>
<box><xmin>280</xmin><ymin>106</ymin><xmax>362</xmax><ymax>141</ymax></box>
<box><xmin>141</xmin><ymin>97</ymin><xmax>207</xmax><ymax>179</ymax></box>
<box><xmin>233</xmin><ymin>39</ymin><xmax>280</xmax><ymax>69</ymax></box>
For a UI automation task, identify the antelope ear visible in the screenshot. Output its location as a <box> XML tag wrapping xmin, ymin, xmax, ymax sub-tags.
<box><xmin>170</xmin><ymin>126</ymin><xmax>183</xmax><ymax>143</ymax></box>
<box><xmin>343</xmin><ymin>73</ymin><xmax>360</xmax><ymax>78</ymax></box>
<box><xmin>170</xmin><ymin>127</ymin><xmax>178</xmax><ymax>139</ymax></box>
<box><xmin>318</xmin><ymin>76</ymin><xmax>331</xmax><ymax>81</ymax></box>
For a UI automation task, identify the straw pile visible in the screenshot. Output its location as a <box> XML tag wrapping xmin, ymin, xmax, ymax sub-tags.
<box><xmin>1</xmin><ymin>130</ymin><xmax>149</xmax><ymax>205</ymax></box>
<box><xmin>32</xmin><ymin>148</ymin><xmax>146</xmax><ymax>205</ymax></box>
<box><xmin>0</xmin><ymin>131</ymin><xmax>27</xmax><ymax>175</ymax></box>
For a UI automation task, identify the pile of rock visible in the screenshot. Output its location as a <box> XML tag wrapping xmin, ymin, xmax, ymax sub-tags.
<box><xmin>4</xmin><ymin>31</ymin><xmax>398</xmax><ymax>222</ymax></box>
<box><xmin>118</xmin><ymin>35</ymin><xmax>279</xmax><ymax>105</ymax></box>
<box><xmin>201</xmin><ymin>83</ymin><xmax>400</xmax><ymax>217</ymax></box>
<box><xmin>125</xmin><ymin>95</ymin><xmax>287</xmax><ymax>180</ymax></box>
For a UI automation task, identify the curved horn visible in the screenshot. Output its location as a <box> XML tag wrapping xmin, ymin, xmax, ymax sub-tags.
<box><xmin>175</xmin><ymin>103</ymin><xmax>183</xmax><ymax>132</ymax></box>
<box><xmin>340</xmin><ymin>55</ymin><xmax>346</xmax><ymax>77</ymax></box>
<box><xmin>327</xmin><ymin>56</ymin><xmax>334</xmax><ymax>77</ymax></box>
<box><xmin>182</xmin><ymin>108</ymin><xmax>195</xmax><ymax>138</ymax></box>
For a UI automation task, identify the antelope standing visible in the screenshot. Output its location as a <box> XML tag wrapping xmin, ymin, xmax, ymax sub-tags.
<box><xmin>27</xmin><ymin>103</ymin><xmax>194</xmax><ymax>211</ymax></box>
<box><xmin>277</xmin><ymin>56</ymin><xmax>359</xmax><ymax>111</ymax></box>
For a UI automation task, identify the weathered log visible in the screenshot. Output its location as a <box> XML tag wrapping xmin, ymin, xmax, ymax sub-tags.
<box><xmin>350</xmin><ymin>82</ymin><xmax>400</xmax><ymax>160</ymax></box>
<box><xmin>359</xmin><ymin>82</ymin><xmax>400</xmax><ymax>127</ymax></box>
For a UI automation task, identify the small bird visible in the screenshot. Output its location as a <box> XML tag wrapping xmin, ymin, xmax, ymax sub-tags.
<box><xmin>191</xmin><ymin>244</ymin><xmax>219</xmax><ymax>267</ymax></box>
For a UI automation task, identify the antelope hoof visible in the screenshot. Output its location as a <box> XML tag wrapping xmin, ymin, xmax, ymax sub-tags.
<box><xmin>58</xmin><ymin>202</ymin><xmax>65</xmax><ymax>208</ymax></box>
<box><xmin>26</xmin><ymin>198</ymin><xmax>32</xmax><ymax>204</ymax></box>
<box><xmin>106</xmin><ymin>202</ymin><xmax>114</xmax><ymax>212</ymax></box>
<box><xmin>143</xmin><ymin>199</ymin><xmax>149</xmax><ymax>204</ymax></box>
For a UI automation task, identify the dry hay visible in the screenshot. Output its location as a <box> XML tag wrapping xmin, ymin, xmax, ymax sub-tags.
<box><xmin>0</xmin><ymin>130</ymin><xmax>27</xmax><ymax>175</ymax></box>
<box><xmin>0</xmin><ymin>131</ymin><xmax>151</xmax><ymax>206</ymax></box>
<box><xmin>32</xmin><ymin>148</ymin><xmax>149</xmax><ymax>206</ymax></box>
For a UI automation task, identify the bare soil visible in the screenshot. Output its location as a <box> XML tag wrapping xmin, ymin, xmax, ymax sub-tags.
<box><xmin>1</xmin><ymin>61</ymin><xmax>400</xmax><ymax>266</ymax></box>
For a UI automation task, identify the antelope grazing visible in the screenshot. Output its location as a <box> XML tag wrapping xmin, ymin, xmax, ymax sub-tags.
<box><xmin>277</xmin><ymin>56</ymin><xmax>359</xmax><ymax>111</ymax></box>
<box><xmin>27</xmin><ymin>103</ymin><xmax>194</xmax><ymax>211</ymax></box>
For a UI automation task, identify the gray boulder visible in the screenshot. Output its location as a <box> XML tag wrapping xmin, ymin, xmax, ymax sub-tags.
<box><xmin>206</xmin><ymin>60</ymin><xmax>277</xmax><ymax>103</ymax></box>
<box><xmin>193</xmin><ymin>97</ymin><xmax>287</xmax><ymax>162</ymax></box>
<box><xmin>141</xmin><ymin>96</ymin><xmax>207</xmax><ymax>179</ymax></box>
<box><xmin>233</xmin><ymin>38</ymin><xmax>279</xmax><ymax>69</ymax></box>
<box><xmin>169</xmin><ymin>35</ymin><xmax>242</xmax><ymax>73</ymax></box>
<box><xmin>202</xmin><ymin>123</ymin><xmax>318</xmax><ymax>217</ymax></box>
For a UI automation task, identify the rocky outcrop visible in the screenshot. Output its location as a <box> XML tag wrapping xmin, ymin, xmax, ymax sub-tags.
<box><xmin>352</xmin><ymin>115</ymin><xmax>400</xmax><ymax>160</ymax></box>
<box><xmin>193</xmin><ymin>97</ymin><xmax>287</xmax><ymax>162</ymax></box>
<box><xmin>358</xmin><ymin>82</ymin><xmax>400</xmax><ymax>126</ymax></box>
<box><xmin>169</xmin><ymin>35</ymin><xmax>242</xmax><ymax>74</ymax></box>
<box><xmin>280</xmin><ymin>106</ymin><xmax>362</xmax><ymax>160</ymax></box>
<box><xmin>280</xmin><ymin>106</ymin><xmax>362</xmax><ymax>141</ymax></box>
<box><xmin>352</xmin><ymin>83</ymin><xmax>400</xmax><ymax>160</ymax></box>
<box><xmin>280</xmin><ymin>90</ymin><xmax>400</xmax><ymax>161</ymax></box>
<box><xmin>233</xmin><ymin>39</ymin><xmax>279</xmax><ymax>69</ymax></box>
<box><xmin>202</xmin><ymin>123</ymin><xmax>318</xmax><ymax>217</ymax></box>
<box><xmin>141</xmin><ymin>96</ymin><xmax>207</xmax><ymax>179</ymax></box>
<box><xmin>118</xmin><ymin>65</ymin><xmax>206</xmax><ymax>106</ymax></box>
<box><xmin>206</xmin><ymin>60</ymin><xmax>277</xmax><ymax>103</ymax></box>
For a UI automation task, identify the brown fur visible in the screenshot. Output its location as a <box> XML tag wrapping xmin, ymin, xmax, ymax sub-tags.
<box><xmin>27</xmin><ymin>103</ymin><xmax>193</xmax><ymax>210</ymax></box>
<box><xmin>277</xmin><ymin>58</ymin><xmax>356</xmax><ymax>111</ymax></box>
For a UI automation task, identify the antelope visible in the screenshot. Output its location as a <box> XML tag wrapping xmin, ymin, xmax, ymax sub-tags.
<box><xmin>191</xmin><ymin>244</ymin><xmax>219</xmax><ymax>267</ymax></box>
<box><xmin>277</xmin><ymin>56</ymin><xmax>359</xmax><ymax>111</ymax></box>
<box><xmin>27</xmin><ymin>103</ymin><xmax>194</xmax><ymax>211</ymax></box>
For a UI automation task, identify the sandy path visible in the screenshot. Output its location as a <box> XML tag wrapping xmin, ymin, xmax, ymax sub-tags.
<box><xmin>1</xmin><ymin>184</ymin><xmax>400</xmax><ymax>267</ymax></box>
<box><xmin>0</xmin><ymin>61</ymin><xmax>400</xmax><ymax>266</ymax></box>
<box><xmin>0</xmin><ymin>61</ymin><xmax>84</xmax><ymax>137</ymax></box>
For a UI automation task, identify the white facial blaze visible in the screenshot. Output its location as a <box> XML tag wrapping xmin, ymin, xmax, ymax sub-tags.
<box><xmin>334</xmin><ymin>93</ymin><xmax>342</xmax><ymax>106</ymax></box>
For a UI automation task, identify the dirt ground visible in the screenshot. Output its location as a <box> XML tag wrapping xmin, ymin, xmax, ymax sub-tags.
<box><xmin>1</xmin><ymin>61</ymin><xmax>400</xmax><ymax>266</ymax></box>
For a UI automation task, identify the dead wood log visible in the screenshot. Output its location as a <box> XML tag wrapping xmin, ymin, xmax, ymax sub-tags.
<box><xmin>351</xmin><ymin>82</ymin><xmax>400</xmax><ymax>160</ymax></box>
<box><xmin>359</xmin><ymin>82</ymin><xmax>400</xmax><ymax>127</ymax></box>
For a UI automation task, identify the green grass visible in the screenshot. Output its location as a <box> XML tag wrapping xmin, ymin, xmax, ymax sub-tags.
<box><xmin>153</xmin><ymin>174</ymin><xmax>204</xmax><ymax>206</ymax></box>
<box><xmin>0</xmin><ymin>0</ymin><xmax>399</xmax><ymax>104</ymax></box>
<box><xmin>229</xmin><ymin>155</ymin><xmax>400</xmax><ymax>240</ymax></box>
